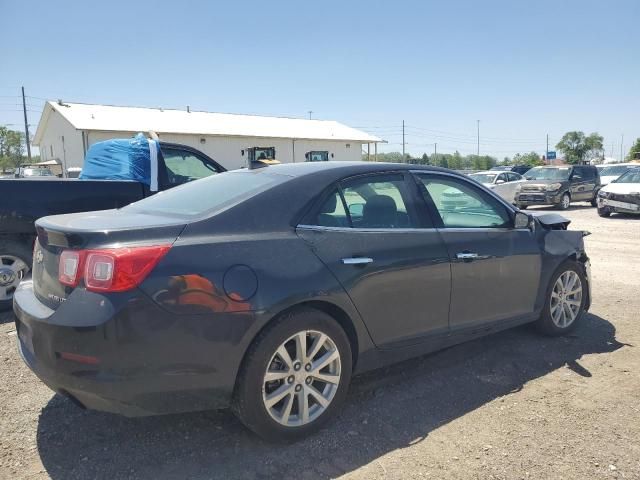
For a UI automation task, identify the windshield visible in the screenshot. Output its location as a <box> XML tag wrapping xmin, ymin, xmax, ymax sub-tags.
<box><xmin>525</xmin><ymin>167</ymin><xmax>571</xmax><ymax>181</ymax></box>
<box><xmin>601</xmin><ymin>165</ymin><xmax>631</xmax><ymax>177</ymax></box>
<box><xmin>123</xmin><ymin>170</ymin><xmax>287</xmax><ymax>217</ymax></box>
<box><xmin>469</xmin><ymin>173</ymin><xmax>498</xmax><ymax>184</ymax></box>
<box><xmin>614</xmin><ymin>168</ymin><xmax>640</xmax><ymax>184</ymax></box>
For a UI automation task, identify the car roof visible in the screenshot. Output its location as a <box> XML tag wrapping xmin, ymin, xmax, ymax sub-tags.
<box><xmin>252</xmin><ymin>161</ymin><xmax>451</xmax><ymax>178</ymax></box>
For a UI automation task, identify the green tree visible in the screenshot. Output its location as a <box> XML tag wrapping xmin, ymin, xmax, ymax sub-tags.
<box><xmin>556</xmin><ymin>131</ymin><xmax>604</xmax><ymax>164</ymax></box>
<box><xmin>0</xmin><ymin>127</ymin><xmax>25</xmax><ymax>172</ymax></box>
<box><xmin>512</xmin><ymin>152</ymin><xmax>543</xmax><ymax>166</ymax></box>
<box><xmin>627</xmin><ymin>137</ymin><xmax>640</xmax><ymax>161</ymax></box>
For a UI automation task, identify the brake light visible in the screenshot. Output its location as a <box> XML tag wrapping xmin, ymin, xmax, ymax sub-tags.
<box><xmin>59</xmin><ymin>250</ymin><xmax>83</xmax><ymax>287</ymax></box>
<box><xmin>58</xmin><ymin>245</ymin><xmax>170</xmax><ymax>292</ymax></box>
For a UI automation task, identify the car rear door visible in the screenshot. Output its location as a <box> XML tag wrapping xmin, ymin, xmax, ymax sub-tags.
<box><xmin>413</xmin><ymin>172</ymin><xmax>541</xmax><ymax>332</ymax></box>
<box><xmin>296</xmin><ymin>172</ymin><xmax>451</xmax><ymax>348</ymax></box>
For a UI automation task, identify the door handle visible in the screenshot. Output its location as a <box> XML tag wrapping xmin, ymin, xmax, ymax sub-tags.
<box><xmin>342</xmin><ymin>257</ymin><xmax>373</xmax><ymax>265</ymax></box>
<box><xmin>456</xmin><ymin>252</ymin><xmax>479</xmax><ymax>261</ymax></box>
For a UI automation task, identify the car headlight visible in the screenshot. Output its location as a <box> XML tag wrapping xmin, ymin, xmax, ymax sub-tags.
<box><xmin>545</xmin><ymin>183</ymin><xmax>562</xmax><ymax>191</ymax></box>
<box><xmin>515</xmin><ymin>184</ymin><xmax>522</xmax><ymax>193</ymax></box>
<box><xmin>598</xmin><ymin>190</ymin><xmax>610</xmax><ymax>198</ymax></box>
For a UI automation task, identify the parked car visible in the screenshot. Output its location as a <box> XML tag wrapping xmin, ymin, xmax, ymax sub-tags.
<box><xmin>596</xmin><ymin>166</ymin><xmax>640</xmax><ymax>217</ymax></box>
<box><xmin>468</xmin><ymin>170</ymin><xmax>525</xmax><ymax>203</ymax></box>
<box><xmin>491</xmin><ymin>165</ymin><xmax>533</xmax><ymax>176</ymax></box>
<box><xmin>598</xmin><ymin>163</ymin><xmax>638</xmax><ymax>186</ymax></box>
<box><xmin>0</xmin><ymin>140</ymin><xmax>224</xmax><ymax>310</ymax></box>
<box><xmin>515</xmin><ymin>165</ymin><xmax>601</xmax><ymax>210</ymax></box>
<box><xmin>14</xmin><ymin>162</ymin><xmax>592</xmax><ymax>441</ymax></box>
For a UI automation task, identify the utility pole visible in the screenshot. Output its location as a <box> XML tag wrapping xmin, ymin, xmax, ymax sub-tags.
<box><xmin>307</xmin><ymin>110</ymin><xmax>313</xmax><ymax>120</ymax></box>
<box><xmin>434</xmin><ymin>142</ymin><xmax>437</xmax><ymax>160</ymax></box>
<box><xmin>402</xmin><ymin>120</ymin><xmax>405</xmax><ymax>162</ymax></box>
<box><xmin>476</xmin><ymin>120</ymin><xmax>480</xmax><ymax>157</ymax></box>
<box><xmin>620</xmin><ymin>134</ymin><xmax>624</xmax><ymax>162</ymax></box>
<box><xmin>21</xmin><ymin>86</ymin><xmax>31</xmax><ymax>162</ymax></box>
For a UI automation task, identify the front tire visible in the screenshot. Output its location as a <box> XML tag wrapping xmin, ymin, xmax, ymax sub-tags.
<box><xmin>535</xmin><ymin>261</ymin><xmax>587</xmax><ymax>336</ymax></box>
<box><xmin>597</xmin><ymin>206</ymin><xmax>611</xmax><ymax>217</ymax></box>
<box><xmin>233</xmin><ymin>307</ymin><xmax>352</xmax><ymax>442</ymax></box>
<box><xmin>556</xmin><ymin>192</ymin><xmax>571</xmax><ymax>210</ymax></box>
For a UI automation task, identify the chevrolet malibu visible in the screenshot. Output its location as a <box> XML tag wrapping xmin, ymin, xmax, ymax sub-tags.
<box><xmin>14</xmin><ymin>162</ymin><xmax>591</xmax><ymax>441</ymax></box>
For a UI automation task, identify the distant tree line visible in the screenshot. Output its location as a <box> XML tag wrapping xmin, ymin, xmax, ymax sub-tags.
<box><xmin>363</xmin><ymin>151</ymin><xmax>499</xmax><ymax>170</ymax></box>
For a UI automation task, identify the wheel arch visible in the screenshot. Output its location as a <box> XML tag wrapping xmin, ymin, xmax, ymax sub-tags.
<box><xmin>232</xmin><ymin>299</ymin><xmax>365</xmax><ymax>400</ymax></box>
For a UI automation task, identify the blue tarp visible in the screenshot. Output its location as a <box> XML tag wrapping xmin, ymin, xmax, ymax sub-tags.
<box><xmin>80</xmin><ymin>133</ymin><xmax>159</xmax><ymax>189</ymax></box>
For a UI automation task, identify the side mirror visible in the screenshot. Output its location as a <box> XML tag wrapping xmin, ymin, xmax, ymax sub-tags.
<box><xmin>514</xmin><ymin>211</ymin><xmax>533</xmax><ymax>230</ymax></box>
<box><xmin>349</xmin><ymin>203</ymin><xmax>365</xmax><ymax>217</ymax></box>
<box><xmin>241</xmin><ymin>149</ymin><xmax>245</xmax><ymax>156</ymax></box>
<box><xmin>495</xmin><ymin>179</ymin><xmax>505</xmax><ymax>184</ymax></box>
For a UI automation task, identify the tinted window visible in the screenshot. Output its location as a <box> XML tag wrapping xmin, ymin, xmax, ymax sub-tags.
<box><xmin>314</xmin><ymin>189</ymin><xmax>349</xmax><ymax>227</ymax></box>
<box><xmin>417</xmin><ymin>175</ymin><xmax>510</xmax><ymax>228</ymax></box>
<box><xmin>124</xmin><ymin>171</ymin><xmax>285</xmax><ymax>217</ymax></box>
<box><xmin>507</xmin><ymin>172</ymin><xmax>521</xmax><ymax>182</ymax></box>
<box><xmin>163</xmin><ymin>149</ymin><xmax>220</xmax><ymax>185</ymax></box>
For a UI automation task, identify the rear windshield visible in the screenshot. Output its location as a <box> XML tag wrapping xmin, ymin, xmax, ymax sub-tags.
<box><xmin>123</xmin><ymin>170</ymin><xmax>287</xmax><ymax>217</ymax></box>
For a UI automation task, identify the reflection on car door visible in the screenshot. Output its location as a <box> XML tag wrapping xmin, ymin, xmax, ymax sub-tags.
<box><xmin>297</xmin><ymin>173</ymin><xmax>451</xmax><ymax>348</ymax></box>
<box><xmin>414</xmin><ymin>172</ymin><xmax>541</xmax><ymax>331</ymax></box>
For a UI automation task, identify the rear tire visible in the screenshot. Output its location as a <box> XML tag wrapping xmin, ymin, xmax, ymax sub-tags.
<box><xmin>233</xmin><ymin>307</ymin><xmax>352</xmax><ymax>442</ymax></box>
<box><xmin>0</xmin><ymin>240</ymin><xmax>32</xmax><ymax>312</ymax></box>
<box><xmin>597</xmin><ymin>206</ymin><xmax>611</xmax><ymax>217</ymax></box>
<box><xmin>535</xmin><ymin>261</ymin><xmax>587</xmax><ymax>336</ymax></box>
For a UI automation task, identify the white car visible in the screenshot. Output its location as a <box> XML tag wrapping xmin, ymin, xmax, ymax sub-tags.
<box><xmin>597</xmin><ymin>167</ymin><xmax>640</xmax><ymax>217</ymax></box>
<box><xmin>599</xmin><ymin>163</ymin><xmax>638</xmax><ymax>186</ymax></box>
<box><xmin>468</xmin><ymin>171</ymin><xmax>526</xmax><ymax>203</ymax></box>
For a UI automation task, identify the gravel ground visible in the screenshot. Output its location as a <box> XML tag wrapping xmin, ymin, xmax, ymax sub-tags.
<box><xmin>1</xmin><ymin>204</ymin><xmax>639</xmax><ymax>480</ymax></box>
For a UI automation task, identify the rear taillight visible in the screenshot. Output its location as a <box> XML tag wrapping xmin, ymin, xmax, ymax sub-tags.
<box><xmin>58</xmin><ymin>245</ymin><xmax>170</xmax><ymax>293</ymax></box>
<box><xmin>59</xmin><ymin>250</ymin><xmax>83</xmax><ymax>287</ymax></box>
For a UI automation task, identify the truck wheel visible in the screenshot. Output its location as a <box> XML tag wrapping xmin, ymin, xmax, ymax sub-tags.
<box><xmin>233</xmin><ymin>307</ymin><xmax>352</xmax><ymax>442</ymax></box>
<box><xmin>597</xmin><ymin>206</ymin><xmax>611</xmax><ymax>218</ymax></box>
<box><xmin>556</xmin><ymin>193</ymin><xmax>570</xmax><ymax>210</ymax></box>
<box><xmin>0</xmin><ymin>240</ymin><xmax>32</xmax><ymax>311</ymax></box>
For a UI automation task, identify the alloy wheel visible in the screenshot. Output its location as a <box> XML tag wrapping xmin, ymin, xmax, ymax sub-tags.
<box><xmin>262</xmin><ymin>330</ymin><xmax>341</xmax><ymax>427</ymax></box>
<box><xmin>561</xmin><ymin>194</ymin><xmax>570</xmax><ymax>209</ymax></box>
<box><xmin>0</xmin><ymin>255</ymin><xmax>29</xmax><ymax>302</ymax></box>
<box><xmin>550</xmin><ymin>270</ymin><xmax>582</xmax><ymax>328</ymax></box>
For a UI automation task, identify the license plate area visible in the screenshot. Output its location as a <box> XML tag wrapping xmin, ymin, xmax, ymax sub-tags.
<box><xmin>605</xmin><ymin>199</ymin><xmax>639</xmax><ymax>211</ymax></box>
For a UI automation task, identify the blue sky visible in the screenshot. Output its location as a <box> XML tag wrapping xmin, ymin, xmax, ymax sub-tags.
<box><xmin>1</xmin><ymin>0</ymin><xmax>638</xmax><ymax>159</ymax></box>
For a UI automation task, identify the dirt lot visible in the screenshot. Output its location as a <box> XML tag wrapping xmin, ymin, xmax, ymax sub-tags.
<box><xmin>1</xmin><ymin>205</ymin><xmax>639</xmax><ymax>480</ymax></box>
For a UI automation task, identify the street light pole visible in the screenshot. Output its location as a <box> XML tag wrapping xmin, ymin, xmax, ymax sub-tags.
<box><xmin>476</xmin><ymin>120</ymin><xmax>480</xmax><ymax>157</ymax></box>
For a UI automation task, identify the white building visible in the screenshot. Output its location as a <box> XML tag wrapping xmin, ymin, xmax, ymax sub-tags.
<box><xmin>33</xmin><ymin>101</ymin><xmax>382</xmax><ymax>172</ymax></box>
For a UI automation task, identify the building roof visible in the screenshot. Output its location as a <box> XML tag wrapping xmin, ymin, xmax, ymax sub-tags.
<box><xmin>33</xmin><ymin>101</ymin><xmax>382</xmax><ymax>145</ymax></box>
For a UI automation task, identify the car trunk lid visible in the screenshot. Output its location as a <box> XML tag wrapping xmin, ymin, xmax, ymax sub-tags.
<box><xmin>33</xmin><ymin>209</ymin><xmax>187</xmax><ymax>310</ymax></box>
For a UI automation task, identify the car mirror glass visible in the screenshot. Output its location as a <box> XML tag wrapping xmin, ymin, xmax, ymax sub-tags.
<box><xmin>349</xmin><ymin>203</ymin><xmax>364</xmax><ymax>217</ymax></box>
<box><xmin>514</xmin><ymin>211</ymin><xmax>532</xmax><ymax>229</ymax></box>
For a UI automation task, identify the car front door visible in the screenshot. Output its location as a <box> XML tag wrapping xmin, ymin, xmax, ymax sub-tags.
<box><xmin>569</xmin><ymin>166</ymin><xmax>590</xmax><ymax>201</ymax></box>
<box><xmin>297</xmin><ymin>172</ymin><xmax>451</xmax><ymax>348</ymax></box>
<box><xmin>413</xmin><ymin>172</ymin><xmax>541</xmax><ymax>332</ymax></box>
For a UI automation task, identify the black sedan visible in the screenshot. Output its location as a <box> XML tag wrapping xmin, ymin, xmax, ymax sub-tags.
<box><xmin>13</xmin><ymin>162</ymin><xmax>591</xmax><ymax>441</ymax></box>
